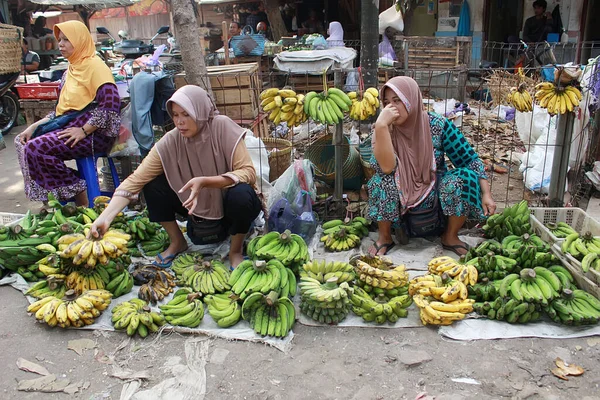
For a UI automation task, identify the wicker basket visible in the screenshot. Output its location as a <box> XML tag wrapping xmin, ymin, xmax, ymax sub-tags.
<box><xmin>484</xmin><ymin>70</ymin><xmax>538</xmax><ymax>106</ymax></box>
<box><xmin>0</xmin><ymin>24</ymin><xmax>24</xmax><ymax>75</ymax></box>
<box><xmin>304</xmin><ymin>134</ymin><xmax>363</xmax><ymax>190</ymax></box>
<box><xmin>359</xmin><ymin>136</ymin><xmax>375</xmax><ymax>182</ymax></box>
<box><xmin>262</xmin><ymin>137</ymin><xmax>293</xmax><ymax>182</ymax></box>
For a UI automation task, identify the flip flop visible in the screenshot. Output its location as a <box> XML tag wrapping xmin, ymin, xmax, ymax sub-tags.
<box><xmin>442</xmin><ymin>242</ymin><xmax>471</xmax><ymax>256</ymax></box>
<box><xmin>152</xmin><ymin>253</ymin><xmax>179</xmax><ymax>269</ymax></box>
<box><xmin>369</xmin><ymin>242</ymin><xmax>396</xmax><ymax>256</ymax></box>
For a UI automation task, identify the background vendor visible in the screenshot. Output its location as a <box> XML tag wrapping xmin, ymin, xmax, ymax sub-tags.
<box><xmin>22</xmin><ymin>39</ymin><xmax>40</xmax><ymax>73</ymax></box>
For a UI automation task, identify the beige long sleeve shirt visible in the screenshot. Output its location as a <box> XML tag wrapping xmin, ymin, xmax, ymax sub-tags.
<box><xmin>115</xmin><ymin>140</ymin><xmax>257</xmax><ymax>199</ymax></box>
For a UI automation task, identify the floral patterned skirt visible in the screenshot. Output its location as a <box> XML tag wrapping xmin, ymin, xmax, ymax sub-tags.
<box><xmin>367</xmin><ymin>166</ymin><xmax>484</xmax><ymax>227</ymax></box>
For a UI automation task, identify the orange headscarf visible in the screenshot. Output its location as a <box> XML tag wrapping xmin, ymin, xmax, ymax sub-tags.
<box><xmin>54</xmin><ymin>21</ymin><xmax>114</xmax><ymax>116</ymax></box>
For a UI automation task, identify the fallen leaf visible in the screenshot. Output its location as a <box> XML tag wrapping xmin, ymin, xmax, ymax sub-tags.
<box><xmin>551</xmin><ymin>368</ymin><xmax>569</xmax><ymax>381</ymax></box>
<box><xmin>16</xmin><ymin>358</ymin><xmax>50</xmax><ymax>376</ymax></box>
<box><xmin>17</xmin><ymin>374</ymin><xmax>71</xmax><ymax>392</ymax></box>
<box><xmin>555</xmin><ymin>358</ymin><xmax>585</xmax><ymax>376</ymax></box>
<box><xmin>110</xmin><ymin>365</ymin><xmax>151</xmax><ymax>381</ymax></box>
<box><xmin>68</xmin><ymin>339</ymin><xmax>96</xmax><ymax>356</ymax></box>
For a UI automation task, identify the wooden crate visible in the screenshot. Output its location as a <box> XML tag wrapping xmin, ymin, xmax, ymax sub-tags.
<box><xmin>174</xmin><ymin>63</ymin><xmax>262</xmax><ymax>120</ymax></box>
<box><xmin>19</xmin><ymin>99</ymin><xmax>56</xmax><ymax>125</ymax></box>
<box><xmin>288</xmin><ymin>74</ymin><xmax>334</xmax><ymax>93</ymax></box>
<box><xmin>395</xmin><ymin>36</ymin><xmax>472</xmax><ymax>70</ymax></box>
<box><xmin>233</xmin><ymin>112</ymin><xmax>270</xmax><ymax>139</ymax></box>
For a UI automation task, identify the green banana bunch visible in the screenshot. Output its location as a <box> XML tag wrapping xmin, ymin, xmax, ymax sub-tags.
<box><xmin>112</xmin><ymin>299</ymin><xmax>165</xmax><ymax>337</ymax></box>
<box><xmin>473</xmin><ymin>298</ymin><xmax>541</xmax><ymax>323</ymax></box>
<box><xmin>545</xmin><ymin>222</ymin><xmax>577</xmax><ymax>239</ymax></box>
<box><xmin>299</xmin><ymin>276</ymin><xmax>354</xmax><ymax>324</ymax></box>
<box><xmin>356</xmin><ymin>279</ymin><xmax>409</xmax><ymax>298</ymax></box>
<box><xmin>25</xmin><ymin>278</ymin><xmax>67</xmax><ymax>299</ymax></box>
<box><xmin>171</xmin><ymin>252</ymin><xmax>204</xmax><ymax>277</ymax></box>
<box><xmin>501</xmin><ymin>233</ymin><xmax>549</xmax><ymax>253</ymax></box>
<box><xmin>497</xmin><ymin>267</ymin><xmax>564</xmax><ymax>305</ymax></box>
<box><xmin>204</xmin><ymin>292</ymin><xmax>241</xmax><ymax>328</ymax></box>
<box><xmin>242</xmin><ymin>291</ymin><xmax>295</xmax><ymax>338</ymax></box>
<box><xmin>466</xmin><ymin>251</ymin><xmax>520</xmax><ymax>281</ymax></box>
<box><xmin>467</xmin><ymin>278</ymin><xmax>501</xmax><ymax>301</ymax></box>
<box><xmin>247</xmin><ymin>230</ymin><xmax>309</xmax><ymax>267</ymax></box>
<box><xmin>105</xmin><ymin>270</ymin><xmax>134</xmax><ymax>297</ymax></box>
<box><xmin>179</xmin><ymin>259</ymin><xmax>231</xmax><ymax>295</ymax></box>
<box><xmin>300</xmin><ymin>259</ymin><xmax>355</xmax><ymax>284</ymax></box>
<box><xmin>321</xmin><ymin>217</ymin><xmax>370</xmax><ymax>239</ymax></box>
<box><xmin>321</xmin><ymin>227</ymin><xmax>362</xmax><ymax>252</ymax></box>
<box><xmin>482</xmin><ymin>200</ymin><xmax>531</xmax><ymax>241</ymax></box>
<box><xmin>139</xmin><ymin>230</ymin><xmax>170</xmax><ymax>257</ymax></box>
<box><xmin>303</xmin><ymin>88</ymin><xmax>353</xmax><ymax>125</ymax></box>
<box><xmin>544</xmin><ymin>288</ymin><xmax>600</xmax><ymax>325</ymax></box>
<box><xmin>350</xmin><ymin>286</ymin><xmax>412</xmax><ymax>324</ymax></box>
<box><xmin>229</xmin><ymin>259</ymin><xmax>297</xmax><ymax>300</ymax></box>
<box><xmin>560</xmin><ymin>232</ymin><xmax>600</xmax><ymax>272</ymax></box>
<box><xmin>159</xmin><ymin>290</ymin><xmax>204</xmax><ymax>328</ymax></box>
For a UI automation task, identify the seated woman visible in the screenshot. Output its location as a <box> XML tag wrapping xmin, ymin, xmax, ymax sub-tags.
<box><xmin>16</xmin><ymin>20</ymin><xmax>120</xmax><ymax>206</ymax></box>
<box><xmin>91</xmin><ymin>85</ymin><xmax>262</xmax><ymax>268</ymax></box>
<box><xmin>368</xmin><ymin>77</ymin><xmax>496</xmax><ymax>256</ymax></box>
<box><xmin>326</xmin><ymin>21</ymin><xmax>344</xmax><ymax>48</ymax></box>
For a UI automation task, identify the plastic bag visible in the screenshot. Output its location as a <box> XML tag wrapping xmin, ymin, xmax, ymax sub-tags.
<box><xmin>109</xmin><ymin>104</ymin><xmax>141</xmax><ymax>157</ymax></box>
<box><xmin>344</xmin><ymin>70</ymin><xmax>359</xmax><ymax>92</ymax></box>
<box><xmin>290</xmin><ymin>190</ymin><xmax>317</xmax><ymax>241</ymax></box>
<box><xmin>243</xmin><ymin>131</ymin><xmax>272</xmax><ymax>194</ymax></box>
<box><xmin>379</xmin><ymin>5</ymin><xmax>404</xmax><ymax>35</ymax></box>
<box><xmin>266</xmin><ymin>160</ymin><xmax>316</xmax><ymax>218</ymax></box>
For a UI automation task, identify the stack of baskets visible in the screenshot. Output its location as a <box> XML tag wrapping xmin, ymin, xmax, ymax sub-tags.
<box><xmin>0</xmin><ymin>23</ymin><xmax>24</xmax><ymax>75</ymax></box>
<box><xmin>304</xmin><ymin>134</ymin><xmax>363</xmax><ymax>190</ymax></box>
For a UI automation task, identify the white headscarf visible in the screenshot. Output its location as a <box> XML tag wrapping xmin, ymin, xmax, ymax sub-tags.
<box><xmin>326</xmin><ymin>21</ymin><xmax>344</xmax><ymax>47</ymax></box>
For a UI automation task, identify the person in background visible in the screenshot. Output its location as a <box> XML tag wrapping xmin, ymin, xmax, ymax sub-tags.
<box><xmin>326</xmin><ymin>21</ymin><xmax>344</xmax><ymax>47</ymax></box>
<box><xmin>228</xmin><ymin>21</ymin><xmax>242</xmax><ymax>48</ymax></box>
<box><xmin>15</xmin><ymin>21</ymin><xmax>120</xmax><ymax>207</ymax></box>
<box><xmin>245</xmin><ymin>5</ymin><xmax>261</xmax><ymax>32</ymax></box>
<box><xmin>379</xmin><ymin>27</ymin><xmax>397</xmax><ymax>65</ymax></box>
<box><xmin>302</xmin><ymin>9</ymin><xmax>324</xmax><ymax>35</ymax></box>
<box><xmin>22</xmin><ymin>39</ymin><xmax>40</xmax><ymax>72</ymax></box>
<box><xmin>32</xmin><ymin>16</ymin><xmax>53</xmax><ymax>38</ymax></box>
<box><xmin>522</xmin><ymin>0</ymin><xmax>554</xmax><ymax>43</ymax></box>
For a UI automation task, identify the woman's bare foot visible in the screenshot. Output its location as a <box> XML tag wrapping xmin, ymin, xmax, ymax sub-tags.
<box><xmin>154</xmin><ymin>241</ymin><xmax>188</xmax><ymax>267</ymax></box>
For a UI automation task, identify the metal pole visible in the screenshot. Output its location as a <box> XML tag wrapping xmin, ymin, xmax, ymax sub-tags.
<box><xmin>549</xmin><ymin>112</ymin><xmax>575</xmax><ymax>206</ymax></box>
<box><xmin>333</xmin><ymin>69</ymin><xmax>344</xmax><ymax>203</ymax></box>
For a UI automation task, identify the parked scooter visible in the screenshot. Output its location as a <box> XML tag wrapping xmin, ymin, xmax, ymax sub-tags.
<box><xmin>0</xmin><ymin>72</ymin><xmax>20</xmax><ymax>134</ymax></box>
<box><xmin>96</xmin><ymin>26</ymin><xmax>170</xmax><ymax>60</ymax></box>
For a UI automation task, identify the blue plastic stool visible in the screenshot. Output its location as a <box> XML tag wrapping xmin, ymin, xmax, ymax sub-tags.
<box><xmin>75</xmin><ymin>153</ymin><xmax>121</xmax><ymax>208</ymax></box>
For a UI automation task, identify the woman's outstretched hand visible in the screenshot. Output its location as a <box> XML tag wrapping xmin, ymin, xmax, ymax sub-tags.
<box><xmin>180</xmin><ymin>177</ymin><xmax>206</xmax><ymax>214</ymax></box>
<box><xmin>482</xmin><ymin>193</ymin><xmax>497</xmax><ymax>216</ymax></box>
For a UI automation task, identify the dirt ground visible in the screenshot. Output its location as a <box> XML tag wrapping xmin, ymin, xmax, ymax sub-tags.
<box><xmin>1</xmin><ymin>129</ymin><xmax>600</xmax><ymax>400</ymax></box>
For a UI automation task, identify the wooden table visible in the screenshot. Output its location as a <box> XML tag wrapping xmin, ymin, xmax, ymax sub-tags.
<box><xmin>19</xmin><ymin>99</ymin><xmax>56</xmax><ymax>126</ymax></box>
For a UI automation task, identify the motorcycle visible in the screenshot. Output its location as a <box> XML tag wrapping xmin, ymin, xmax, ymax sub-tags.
<box><xmin>96</xmin><ymin>26</ymin><xmax>170</xmax><ymax>60</ymax></box>
<box><xmin>0</xmin><ymin>72</ymin><xmax>21</xmax><ymax>135</ymax></box>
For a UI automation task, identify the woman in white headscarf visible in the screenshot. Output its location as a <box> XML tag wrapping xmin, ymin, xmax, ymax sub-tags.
<box><xmin>326</xmin><ymin>21</ymin><xmax>344</xmax><ymax>47</ymax></box>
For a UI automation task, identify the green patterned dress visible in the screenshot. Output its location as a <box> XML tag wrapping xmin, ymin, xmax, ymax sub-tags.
<box><xmin>367</xmin><ymin>112</ymin><xmax>487</xmax><ymax>227</ymax></box>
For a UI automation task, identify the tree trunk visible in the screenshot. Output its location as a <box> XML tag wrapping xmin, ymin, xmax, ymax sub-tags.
<box><xmin>360</xmin><ymin>0</ymin><xmax>380</xmax><ymax>88</ymax></box>
<box><xmin>263</xmin><ymin>0</ymin><xmax>288</xmax><ymax>42</ymax></box>
<box><xmin>171</xmin><ymin>0</ymin><xmax>212</xmax><ymax>97</ymax></box>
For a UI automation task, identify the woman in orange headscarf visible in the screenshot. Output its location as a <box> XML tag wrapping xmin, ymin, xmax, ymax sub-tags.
<box><xmin>368</xmin><ymin>77</ymin><xmax>496</xmax><ymax>256</ymax></box>
<box><xmin>15</xmin><ymin>20</ymin><xmax>120</xmax><ymax>206</ymax></box>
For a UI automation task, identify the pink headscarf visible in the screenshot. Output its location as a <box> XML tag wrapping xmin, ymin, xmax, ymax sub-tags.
<box><xmin>380</xmin><ymin>76</ymin><xmax>436</xmax><ymax>212</ymax></box>
<box><xmin>155</xmin><ymin>85</ymin><xmax>245</xmax><ymax>219</ymax></box>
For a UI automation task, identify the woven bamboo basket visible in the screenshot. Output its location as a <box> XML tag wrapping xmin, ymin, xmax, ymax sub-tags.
<box><xmin>0</xmin><ymin>24</ymin><xmax>24</xmax><ymax>75</ymax></box>
<box><xmin>262</xmin><ymin>137</ymin><xmax>293</xmax><ymax>182</ymax></box>
<box><xmin>304</xmin><ymin>134</ymin><xmax>363</xmax><ymax>190</ymax></box>
<box><xmin>359</xmin><ymin>136</ymin><xmax>375</xmax><ymax>181</ymax></box>
<box><xmin>484</xmin><ymin>70</ymin><xmax>538</xmax><ymax>106</ymax></box>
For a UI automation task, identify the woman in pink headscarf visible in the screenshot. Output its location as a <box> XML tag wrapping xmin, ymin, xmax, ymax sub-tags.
<box><xmin>90</xmin><ymin>85</ymin><xmax>262</xmax><ymax>268</ymax></box>
<box><xmin>368</xmin><ymin>77</ymin><xmax>496</xmax><ymax>256</ymax></box>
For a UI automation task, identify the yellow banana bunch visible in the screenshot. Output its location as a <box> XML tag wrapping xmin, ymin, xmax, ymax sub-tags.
<box><xmin>27</xmin><ymin>289</ymin><xmax>112</xmax><ymax>328</ymax></box>
<box><xmin>65</xmin><ymin>267</ymin><xmax>109</xmax><ymax>295</ymax></box>
<box><xmin>58</xmin><ymin>230</ymin><xmax>131</xmax><ymax>269</ymax></box>
<box><xmin>414</xmin><ymin>293</ymin><xmax>475</xmax><ymax>326</ymax></box>
<box><xmin>349</xmin><ymin>88</ymin><xmax>379</xmax><ymax>121</ymax></box>
<box><xmin>260</xmin><ymin>88</ymin><xmax>308</xmax><ymax>127</ymax></box>
<box><xmin>322</xmin><ymin>227</ymin><xmax>362</xmax><ymax>252</ymax></box>
<box><xmin>534</xmin><ymin>82</ymin><xmax>582</xmax><ymax>115</ymax></box>
<box><xmin>507</xmin><ymin>84</ymin><xmax>533</xmax><ymax>112</ymax></box>
<box><xmin>354</xmin><ymin>259</ymin><xmax>408</xmax><ymax>289</ymax></box>
<box><xmin>427</xmin><ymin>256</ymin><xmax>478</xmax><ymax>286</ymax></box>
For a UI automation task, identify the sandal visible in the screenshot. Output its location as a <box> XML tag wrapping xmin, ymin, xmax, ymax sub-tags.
<box><xmin>152</xmin><ymin>253</ymin><xmax>181</xmax><ymax>269</ymax></box>
<box><xmin>442</xmin><ymin>242</ymin><xmax>470</xmax><ymax>256</ymax></box>
<box><xmin>368</xmin><ymin>242</ymin><xmax>396</xmax><ymax>256</ymax></box>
